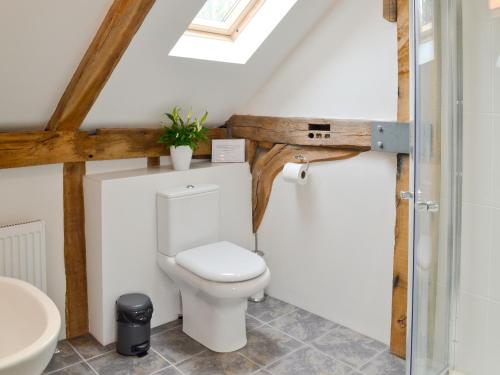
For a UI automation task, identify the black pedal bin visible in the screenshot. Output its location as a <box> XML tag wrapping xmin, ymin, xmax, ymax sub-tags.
<box><xmin>116</xmin><ymin>293</ymin><xmax>153</xmax><ymax>356</ymax></box>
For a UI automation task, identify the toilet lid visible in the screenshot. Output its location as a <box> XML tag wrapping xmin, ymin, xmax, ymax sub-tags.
<box><xmin>175</xmin><ymin>241</ymin><xmax>266</xmax><ymax>283</ymax></box>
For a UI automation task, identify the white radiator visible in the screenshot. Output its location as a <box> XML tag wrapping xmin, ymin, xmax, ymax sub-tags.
<box><xmin>0</xmin><ymin>220</ymin><xmax>47</xmax><ymax>292</ymax></box>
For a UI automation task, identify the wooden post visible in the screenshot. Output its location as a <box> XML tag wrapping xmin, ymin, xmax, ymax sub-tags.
<box><xmin>390</xmin><ymin>0</ymin><xmax>410</xmax><ymax>359</ymax></box>
<box><xmin>147</xmin><ymin>156</ymin><xmax>160</xmax><ymax>168</ymax></box>
<box><xmin>391</xmin><ymin>154</ymin><xmax>409</xmax><ymax>358</ymax></box>
<box><xmin>63</xmin><ymin>162</ymin><xmax>88</xmax><ymax>338</ymax></box>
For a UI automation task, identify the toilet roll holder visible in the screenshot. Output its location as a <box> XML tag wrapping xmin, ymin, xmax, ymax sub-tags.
<box><xmin>294</xmin><ymin>154</ymin><xmax>310</xmax><ymax>172</ymax></box>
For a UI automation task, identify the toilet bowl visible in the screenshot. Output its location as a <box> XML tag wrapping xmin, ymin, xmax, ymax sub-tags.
<box><xmin>156</xmin><ymin>184</ymin><xmax>271</xmax><ymax>352</ymax></box>
<box><xmin>157</xmin><ymin>241</ymin><xmax>270</xmax><ymax>352</ymax></box>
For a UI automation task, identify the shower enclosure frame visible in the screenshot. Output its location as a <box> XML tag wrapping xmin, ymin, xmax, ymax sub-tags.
<box><xmin>407</xmin><ymin>0</ymin><xmax>463</xmax><ymax>374</ymax></box>
<box><xmin>444</xmin><ymin>0</ymin><xmax>463</xmax><ymax>371</ymax></box>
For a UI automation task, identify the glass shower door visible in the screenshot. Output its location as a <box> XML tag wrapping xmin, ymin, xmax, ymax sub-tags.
<box><xmin>409</xmin><ymin>0</ymin><xmax>459</xmax><ymax>374</ymax></box>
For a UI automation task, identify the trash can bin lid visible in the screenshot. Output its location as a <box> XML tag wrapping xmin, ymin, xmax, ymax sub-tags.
<box><xmin>116</xmin><ymin>293</ymin><xmax>152</xmax><ymax>312</ymax></box>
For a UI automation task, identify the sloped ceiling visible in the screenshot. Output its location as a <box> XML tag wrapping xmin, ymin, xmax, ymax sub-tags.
<box><xmin>0</xmin><ymin>0</ymin><xmax>334</xmax><ymax>131</ymax></box>
<box><xmin>0</xmin><ymin>0</ymin><xmax>113</xmax><ymax>130</ymax></box>
<box><xmin>243</xmin><ymin>0</ymin><xmax>397</xmax><ymax>120</ymax></box>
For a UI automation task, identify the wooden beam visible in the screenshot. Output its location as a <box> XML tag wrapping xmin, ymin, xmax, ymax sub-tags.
<box><xmin>147</xmin><ymin>157</ymin><xmax>160</xmax><ymax>168</ymax></box>
<box><xmin>383</xmin><ymin>0</ymin><xmax>398</xmax><ymax>22</ymax></box>
<box><xmin>258</xmin><ymin>141</ymin><xmax>275</xmax><ymax>150</ymax></box>
<box><xmin>227</xmin><ymin>115</ymin><xmax>371</xmax><ymax>150</ymax></box>
<box><xmin>63</xmin><ymin>162</ymin><xmax>88</xmax><ymax>338</ymax></box>
<box><xmin>0</xmin><ymin>128</ymin><xmax>226</xmax><ymax>169</ymax></box>
<box><xmin>46</xmin><ymin>0</ymin><xmax>156</xmax><ymax>131</ymax></box>
<box><xmin>390</xmin><ymin>0</ymin><xmax>410</xmax><ymax>359</ymax></box>
<box><xmin>252</xmin><ymin>144</ymin><xmax>360</xmax><ymax>232</ymax></box>
<box><xmin>0</xmin><ymin>131</ymin><xmax>80</xmax><ymax>168</ymax></box>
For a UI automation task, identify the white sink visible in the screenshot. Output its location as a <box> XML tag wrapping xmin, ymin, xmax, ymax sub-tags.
<box><xmin>0</xmin><ymin>277</ymin><xmax>61</xmax><ymax>375</ymax></box>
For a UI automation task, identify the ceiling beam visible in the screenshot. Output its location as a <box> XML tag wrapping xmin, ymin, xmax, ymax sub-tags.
<box><xmin>0</xmin><ymin>128</ymin><xmax>226</xmax><ymax>169</ymax></box>
<box><xmin>227</xmin><ymin>115</ymin><xmax>371</xmax><ymax>150</ymax></box>
<box><xmin>46</xmin><ymin>0</ymin><xmax>156</xmax><ymax>131</ymax></box>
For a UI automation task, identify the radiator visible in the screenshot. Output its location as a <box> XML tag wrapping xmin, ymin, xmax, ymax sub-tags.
<box><xmin>0</xmin><ymin>220</ymin><xmax>47</xmax><ymax>292</ymax></box>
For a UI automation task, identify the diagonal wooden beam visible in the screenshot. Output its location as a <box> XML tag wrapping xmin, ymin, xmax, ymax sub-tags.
<box><xmin>46</xmin><ymin>0</ymin><xmax>156</xmax><ymax>131</ymax></box>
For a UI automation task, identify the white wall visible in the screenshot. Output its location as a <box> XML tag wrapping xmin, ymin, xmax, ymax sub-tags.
<box><xmin>0</xmin><ymin>165</ymin><xmax>66</xmax><ymax>338</ymax></box>
<box><xmin>242</xmin><ymin>0</ymin><xmax>398</xmax><ymax>344</ymax></box>
<box><xmin>455</xmin><ymin>2</ymin><xmax>500</xmax><ymax>374</ymax></box>
<box><xmin>0</xmin><ymin>158</ymin><xmax>156</xmax><ymax>339</ymax></box>
<box><xmin>259</xmin><ymin>153</ymin><xmax>396</xmax><ymax>343</ymax></box>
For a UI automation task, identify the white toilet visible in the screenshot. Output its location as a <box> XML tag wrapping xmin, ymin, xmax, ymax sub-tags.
<box><xmin>156</xmin><ymin>184</ymin><xmax>271</xmax><ymax>352</ymax></box>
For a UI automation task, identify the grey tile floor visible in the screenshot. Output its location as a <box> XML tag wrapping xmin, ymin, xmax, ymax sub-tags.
<box><xmin>44</xmin><ymin>297</ymin><xmax>405</xmax><ymax>375</ymax></box>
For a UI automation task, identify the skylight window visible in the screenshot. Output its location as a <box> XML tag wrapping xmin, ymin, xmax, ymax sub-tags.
<box><xmin>188</xmin><ymin>0</ymin><xmax>263</xmax><ymax>40</ymax></box>
<box><xmin>169</xmin><ymin>0</ymin><xmax>298</xmax><ymax>64</ymax></box>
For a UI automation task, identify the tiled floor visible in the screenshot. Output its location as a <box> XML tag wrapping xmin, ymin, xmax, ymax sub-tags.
<box><xmin>44</xmin><ymin>297</ymin><xmax>405</xmax><ymax>375</ymax></box>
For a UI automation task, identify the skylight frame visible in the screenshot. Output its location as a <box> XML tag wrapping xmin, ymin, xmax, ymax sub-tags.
<box><xmin>187</xmin><ymin>0</ymin><xmax>265</xmax><ymax>41</ymax></box>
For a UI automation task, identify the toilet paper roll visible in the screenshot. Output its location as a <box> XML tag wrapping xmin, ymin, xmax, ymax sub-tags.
<box><xmin>282</xmin><ymin>162</ymin><xmax>308</xmax><ymax>185</ymax></box>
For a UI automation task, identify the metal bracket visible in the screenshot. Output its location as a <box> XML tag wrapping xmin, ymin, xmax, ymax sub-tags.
<box><xmin>371</xmin><ymin>122</ymin><xmax>410</xmax><ymax>154</ymax></box>
<box><xmin>400</xmin><ymin>191</ymin><xmax>414</xmax><ymax>200</ymax></box>
<box><xmin>415</xmin><ymin>200</ymin><xmax>440</xmax><ymax>213</ymax></box>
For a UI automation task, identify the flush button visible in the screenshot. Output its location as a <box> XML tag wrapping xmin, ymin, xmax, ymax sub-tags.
<box><xmin>186</xmin><ymin>185</ymin><xmax>195</xmax><ymax>189</ymax></box>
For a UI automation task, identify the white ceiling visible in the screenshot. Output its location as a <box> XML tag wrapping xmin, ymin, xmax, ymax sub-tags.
<box><xmin>243</xmin><ymin>0</ymin><xmax>398</xmax><ymax>120</ymax></box>
<box><xmin>0</xmin><ymin>0</ymin><xmax>334</xmax><ymax>131</ymax></box>
<box><xmin>0</xmin><ymin>0</ymin><xmax>114</xmax><ymax>130</ymax></box>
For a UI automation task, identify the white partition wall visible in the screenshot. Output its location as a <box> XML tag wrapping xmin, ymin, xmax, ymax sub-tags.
<box><xmin>84</xmin><ymin>163</ymin><xmax>254</xmax><ymax>345</ymax></box>
<box><xmin>258</xmin><ymin>152</ymin><xmax>396</xmax><ymax>344</ymax></box>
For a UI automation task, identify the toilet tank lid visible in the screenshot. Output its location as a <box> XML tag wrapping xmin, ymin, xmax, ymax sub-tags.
<box><xmin>158</xmin><ymin>184</ymin><xmax>219</xmax><ymax>199</ymax></box>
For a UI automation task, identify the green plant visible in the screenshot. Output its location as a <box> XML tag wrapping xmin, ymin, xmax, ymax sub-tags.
<box><xmin>158</xmin><ymin>107</ymin><xmax>209</xmax><ymax>150</ymax></box>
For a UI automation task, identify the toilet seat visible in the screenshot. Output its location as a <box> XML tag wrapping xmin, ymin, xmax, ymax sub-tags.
<box><xmin>175</xmin><ymin>241</ymin><xmax>266</xmax><ymax>283</ymax></box>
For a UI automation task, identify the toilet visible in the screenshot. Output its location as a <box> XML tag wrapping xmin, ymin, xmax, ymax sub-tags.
<box><xmin>156</xmin><ymin>184</ymin><xmax>271</xmax><ymax>352</ymax></box>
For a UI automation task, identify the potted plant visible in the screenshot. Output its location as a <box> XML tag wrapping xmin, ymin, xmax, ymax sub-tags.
<box><xmin>159</xmin><ymin>107</ymin><xmax>209</xmax><ymax>171</ymax></box>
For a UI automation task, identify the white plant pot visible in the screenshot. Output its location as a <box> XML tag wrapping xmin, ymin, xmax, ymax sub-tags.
<box><xmin>170</xmin><ymin>145</ymin><xmax>193</xmax><ymax>171</ymax></box>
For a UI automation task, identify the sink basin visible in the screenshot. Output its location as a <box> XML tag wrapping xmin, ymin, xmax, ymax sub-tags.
<box><xmin>0</xmin><ymin>277</ymin><xmax>61</xmax><ymax>375</ymax></box>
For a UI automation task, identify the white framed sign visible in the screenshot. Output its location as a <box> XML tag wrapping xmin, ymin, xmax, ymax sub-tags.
<box><xmin>211</xmin><ymin>139</ymin><xmax>246</xmax><ymax>163</ymax></box>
